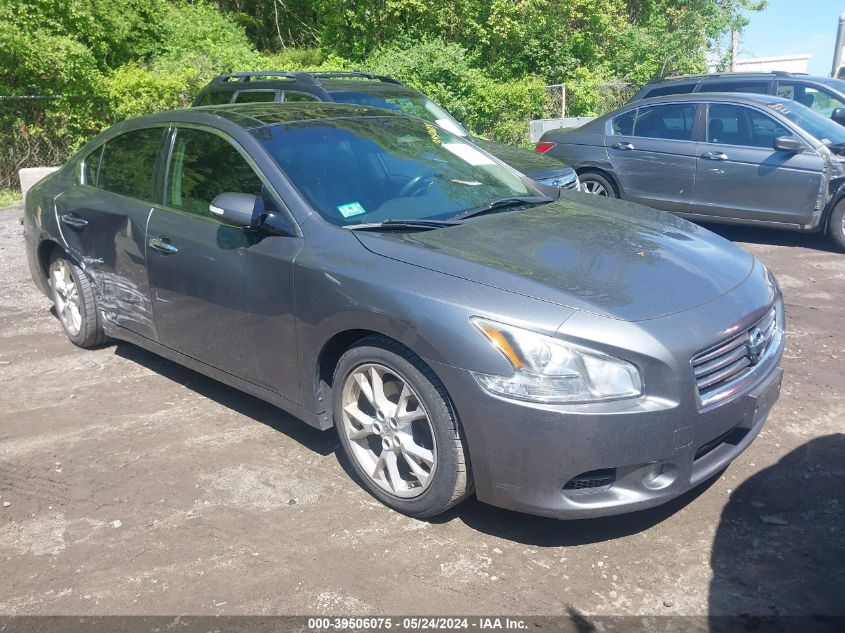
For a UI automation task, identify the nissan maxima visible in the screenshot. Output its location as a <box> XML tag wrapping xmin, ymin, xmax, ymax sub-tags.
<box><xmin>23</xmin><ymin>103</ymin><xmax>784</xmax><ymax>519</ymax></box>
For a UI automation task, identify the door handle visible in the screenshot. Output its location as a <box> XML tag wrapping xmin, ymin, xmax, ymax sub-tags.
<box><xmin>148</xmin><ymin>236</ymin><xmax>179</xmax><ymax>255</ymax></box>
<box><xmin>701</xmin><ymin>151</ymin><xmax>728</xmax><ymax>161</ymax></box>
<box><xmin>60</xmin><ymin>213</ymin><xmax>88</xmax><ymax>229</ymax></box>
<box><xmin>612</xmin><ymin>142</ymin><xmax>634</xmax><ymax>150</ymax></box>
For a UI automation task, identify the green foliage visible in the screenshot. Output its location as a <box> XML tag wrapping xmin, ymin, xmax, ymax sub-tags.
<box><xmin>0</xmin><ymin>0</ymin><xmax>768</xmax><ymax>189</ymax></box>
<box><xmin>0</xmin><ymin>188</ymin><xmax>23</xmax><ymax>208</ymax></box>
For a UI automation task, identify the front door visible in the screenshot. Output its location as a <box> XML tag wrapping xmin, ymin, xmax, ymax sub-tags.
<box><xmin>605</xmin><ymin>102</ymin><xmax>699</xmax><ymax>213</ymax></box>
<box><xmin>146</xmin><ymin>127</ymin><xmax>303</xmax><ymax>402</ymax></box>
<box><xmin>55</xmin><ymin>127</ymin><xmax>167</xmax><ymax>340</ymax></box>
<box><xmin>692</xmin><ymin>103</ymin><xmax>825</xmax><ymax>225</ymax></box>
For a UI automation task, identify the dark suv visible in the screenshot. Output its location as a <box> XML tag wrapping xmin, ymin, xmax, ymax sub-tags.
<box><xmin>630</xmin><ymin>71</ymin><xmax>845</xmax><ymax>126</ymax></box>
<box><xmin>194</xmin><ymin>71</ymin><xmax>579</xmax><ymax>190</ymax></box>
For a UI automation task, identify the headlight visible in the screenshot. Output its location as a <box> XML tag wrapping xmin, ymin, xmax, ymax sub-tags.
<box><xmin>469</xmin><ymin>318</ymin><xmax>643</xmax><ymax>404</ymax></box>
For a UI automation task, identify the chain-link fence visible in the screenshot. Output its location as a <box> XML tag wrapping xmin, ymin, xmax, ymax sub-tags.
<box><xmin>544</xmin><ymin>80</ymin><xmax>635</xmax><ymax>118</ymax></box>
<box><xmin>0</xmin><ymin>95</ymin><xmax>80</xmax><ymax>191</ymax></box>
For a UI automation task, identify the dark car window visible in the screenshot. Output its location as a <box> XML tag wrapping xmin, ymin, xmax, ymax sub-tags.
<box><xmin>282</xmin><ymin>91</ymin><xmax>319</xmax><ymax>102</ymax></box>
<box><xmin>166</xmin><ymin>128</ymin><xmax>264</xmax><ymax>216</ymax></box>
<box><xmin>195</xmin><ymin>91</ymin><xmax>232</xmax><ymax>106</ymax></box>
<box><xmin>699</xmin><ymin>80</ymin><xmax>770</xmax><ymax>95</ymax></box>
<box><xmin>777</xmin><ymin>82</ymin><xmax>845</xmax><ymax>117</ymax></box>
<box><xmin>233</xmin><ymin>90</ymin><xmax>277</xmax><ymax>104</ymax></box>
<box><xmin>97</xmin><ymin>128</ymin><xmax>165</xmax><ymax>201</ymax></box>
<box><xmin>643</xmin><ymin>83</ymin><xmax>697</xmax><ymax>98</ymax></box>
<box><xmin>82</xmin><ymin>146</ymin><xmax>103</xmax><ymax>186</ymax></box>
<box><xmin>611</xmin><ymin>110</ymin><xmax>636</xmax><ymax>135</ymax></box>
<box><xmin>632</xmin><ymin>104</ymin><xmax>696</xmax><ymax>141</ymax></box>
<box><xmin>706</xmin><ymin>104</ymin><xmax>790</xmax><ymax>148</ymax></box>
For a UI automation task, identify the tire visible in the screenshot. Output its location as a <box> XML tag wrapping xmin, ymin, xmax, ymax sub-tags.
<box><xmin>579</xmin><ymin>171</ymin><xmax>618</xmax><ymax>198</ymax></box>
<box><xmin>828</xmin><ymin>200</ymin><xmax>845</xmax><ymax>252</ymax></box>
<box><xmin>333</xmin><ymin>336</ymin><xmax>472</xmax><ymax>517</ymax></box>
<box><xmin>48</xmin><ymin>250</ymin><xmax>107</xmax><ymax>348</ymax></box>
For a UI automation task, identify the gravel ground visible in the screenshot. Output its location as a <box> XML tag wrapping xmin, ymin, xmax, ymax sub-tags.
<box><xmin>0</xmin><ymin>204</ymin><xmax>842</xmax><ymax>617</ymax></box>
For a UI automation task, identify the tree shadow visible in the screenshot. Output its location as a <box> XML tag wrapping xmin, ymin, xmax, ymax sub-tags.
<box><xmin>112</xmin><ymin>341</ymin><xmax>339</xmax><ymax>457</ymax></box>
<box><xmin>700</xmin><ymin>222</ymin><xmax>837</xmax><ymax>253</ymax></box>
<box><xmin>709</xmin><ymin>434</ymin><xmax>844</xmax><ymax>628</ymax></box>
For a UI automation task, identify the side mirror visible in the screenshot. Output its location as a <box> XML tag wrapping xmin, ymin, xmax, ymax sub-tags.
<box><xmin>209</xmin><ymin>192</ymin><xmax>264</xmax><ymax>228</ymax></box>
<box><xmin>773</xmin><ymin>136</ymin><xmax>806</xmax><ymax>153</ymax></box>
<box><xmin>831</xmin><ymin>107</ymin><xmax>845</xmax><ymax>126</ymax></box>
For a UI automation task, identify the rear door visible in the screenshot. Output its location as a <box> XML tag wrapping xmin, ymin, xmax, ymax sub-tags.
<box><xmin>605</xmin><ymin>102</ymin><xmax>699</xmax><ymax>213</ymax></box>
<box><xmin>692</xmin><ymin>103</ymin><xmax>824</xmax><ymax>224</ymax></box>
<box><xmin>146</xmin><ymin>126</ymin><xmax>303</xmax><ymax>402</ymax></box>
<box><xmin>54</xmin><ymin>127</ymin><xmax>167</xmax><ymax>339</ymax></box>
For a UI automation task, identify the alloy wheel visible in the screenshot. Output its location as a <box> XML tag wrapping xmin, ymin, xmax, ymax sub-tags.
<box><xmin>582</xmin><ymin>180</ymin><xmax>608</xmax><ymax>196</ymax></box>
<box><xmin>50</xmin><ymin>259</ymin><xmax>82</xmax><ymax>336</ymax></box>
<box><xmin>340</xmin><ymin>363</ymin><xmax>437</xmax><ymax>498</ymax></box>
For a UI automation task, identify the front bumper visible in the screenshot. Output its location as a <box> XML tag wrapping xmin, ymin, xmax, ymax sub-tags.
<box><xmin>434</xmin><ymin>358</ymin><xmax>781</xmax><ymax>519</ymax></box>
<box><xmin>428</xmin><ymin>288</ymin><xmax>785</xmax><ymax>519</ymax></box>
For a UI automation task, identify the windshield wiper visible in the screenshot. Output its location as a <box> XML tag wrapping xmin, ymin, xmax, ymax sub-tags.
<box><xmin>345</xmin><ymin>218</ymin><xmax>458</xmax><ymax>231</ymax></box>
<box><xmin>449</xmin><ymin>196</ymin><xmax>553</xmax><ymax>221</ymax></box>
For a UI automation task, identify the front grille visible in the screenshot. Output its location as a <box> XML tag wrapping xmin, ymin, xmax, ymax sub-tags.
<box><xmin>692</xmin><ymin>307</ymin><xmax>777</xmax><ymax>400</ymax></box>
<box><xmin>563</xmin><ymin>468</ymin><xmax>616</xmax><ymax>491</ymax></box>
<box><xmin>694</xmin><ymin>425</ymin><xmax>749</xmax><ymax>461</ymax></box>
<box><xmin>562</xmin><ymin>176</ymin><xmax>579</xmax><ymax>190</ymax></box>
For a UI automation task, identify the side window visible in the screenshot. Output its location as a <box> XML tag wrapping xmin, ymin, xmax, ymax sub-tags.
<box><xmin>233</xmin><ymin>90</ymin><xmax>278</xmax><ymax>103</ymax></box>
<box><xmin>196</xmin><ymin>91</ymin><xmax>233</xmax><ymax>106</ymax></box>
<box><xmin>700</xmin><ymin>80</ymin><xmax>770</xmax><ymax>95</ymax></box>
<box><xmin>611</xmin><ymin>110</ymin><xmax>636</xmax><ymax>135</ymax></box>
<box><xmin>97</xmin><ymin>128</ymin><xmax>164</xmax><ymax>201</ymax></box>
<box><xmin>632</xmin><ymin>104</ymin><xmax>696</xmax><ymax>141</ymax></box>
<box><xmin>778</xmin><ymin>82</ymin><xmax>845</xmax><ymax>116</ymax></box>
<box><xmin>282</xmin><ymin>91</ymin><xmax>319</xmax><ymax>103</ymax></box>
<box><xmin>644</xmin><ymin>83</ymin><xmax>696</xmax><ymax>98</ymax></box>
<box><xmin>166</xmin><ymin>128</ymin><xmax>264</xmax><ymax>215</ymax></box>
<box><xmin>706</xmin><ymin>104</ymin><xmax>790</xmax><ymax>148</ymax></box>
<box><xmin>82</xmin><ymin>146</ymin><xmax>103</xmax><ymax>185</ymax></box>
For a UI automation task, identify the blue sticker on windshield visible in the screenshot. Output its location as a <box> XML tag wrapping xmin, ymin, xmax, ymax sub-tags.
<box><xmin>337</xmin><ymin>202</ymin><xmax>366</xmax><ymax>218</ymax></box>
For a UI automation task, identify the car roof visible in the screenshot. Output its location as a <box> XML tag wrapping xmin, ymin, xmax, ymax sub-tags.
<box><xmin>625</xmin><ymin>92</ymin><xmax>789</xmax><ymax>108</ymax></box>
<box><xmin>643</xmin><ymin>71</ymin><xmax>806</xmax><ymax>85</ymax></box>
<box><xmin>125</xmin><ymin>102</ymin><xmax>404</xmax><ymax>130</ymax></box>
<box><xmin>200</xmin><ymin>70</ymin><xmax>420</xmax><ymax>97</ymax></box>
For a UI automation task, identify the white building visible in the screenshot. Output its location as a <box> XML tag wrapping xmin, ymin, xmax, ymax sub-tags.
<box><xmin>732</xmin><ymin>54</ymin><xmax>812</xmax><ymax>73</ymax></box>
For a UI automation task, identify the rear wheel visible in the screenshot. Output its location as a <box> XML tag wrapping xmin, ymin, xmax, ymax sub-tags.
<box><xmin>333</xmin><ymin>336</ymin><xmax>472</xmax><ymax>517</ymax></box>
<box><xmin>579</xmin><ymin>171</ymin><xmax>617</xmax><ymax>197</ymax></box>
<box><xmin>828</xmin><ymin>200</ymin><xmax>845</xmax><ymax>252</ymax></box>
<box><xmin>48</xmin><ymin>252</ymin><xmax>107</xmax><ymax>348</ymax></box>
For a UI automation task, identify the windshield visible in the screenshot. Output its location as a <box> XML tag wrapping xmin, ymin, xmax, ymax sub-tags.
<box><xmin>253</xmin><ymin>116</ymin><xmax>535</xmax><ymax>226</ymax></box>
<box><xmin>329</xmin><ymin>89</ymin><xmax>468</xmax><ymax>137</ymax></box>
<box><xmin>767</xmin><ymin>100</ymin><xmax>845</xmax><ymax>146</ymax></box>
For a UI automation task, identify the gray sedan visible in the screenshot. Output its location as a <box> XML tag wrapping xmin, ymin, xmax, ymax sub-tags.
<box><xmin>24</xmin><ymin>102</ymin><xmax>783</xmax><ymax>519</ymax></box>
<box><xmin>536</xmin><ymin>93</ymin><xmax>845</xmax><ymax>251</ymax></box>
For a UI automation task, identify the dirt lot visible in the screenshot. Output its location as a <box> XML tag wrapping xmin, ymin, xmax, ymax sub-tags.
<box><xmin>0</xmin><ymin>204</ymin><xmax>842</xmax><ymax>618</ymax></box>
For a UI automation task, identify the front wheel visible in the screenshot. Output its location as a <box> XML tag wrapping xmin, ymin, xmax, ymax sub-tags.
<box><xmin>333</xmin><ymin>337</ymin><xmax>472</xmax><ymax>517</ymax></box>
<box><xmin>579</xmin><ymin>172</ymin><xmax>618</xmax><ymax>197</ymax></box>
<box><xmin>828</xmin><ymin>200</ymin><xmax>845</xmax><ymax>252</ymax></box>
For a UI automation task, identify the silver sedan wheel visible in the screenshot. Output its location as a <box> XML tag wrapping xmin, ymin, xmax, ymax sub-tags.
<box><xmin>582</xmin><ymin>180</ymin><xmax>609</xmax><ymax>196</ymax></box>
<box><xmin>340</xmin><ymin>363</ymin><xmax>437</xmax><ymax>498</ymax></box>
<box><xmin>49</xmin><ymin>259</ymin><xmax>82</xmax><ymax>336</ymax></box>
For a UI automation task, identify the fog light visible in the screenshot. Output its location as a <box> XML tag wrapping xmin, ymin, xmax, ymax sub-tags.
<box><xmin>641</xmin><ymin>463</ymin><xmax>677</xmax><ymax>490</ymax></box>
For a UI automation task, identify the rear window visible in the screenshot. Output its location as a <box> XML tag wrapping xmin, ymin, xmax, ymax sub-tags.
<box><xmin>611</xmin><ymin>104</ymin><xmax>696</xmax><ymax>141</ymax></box>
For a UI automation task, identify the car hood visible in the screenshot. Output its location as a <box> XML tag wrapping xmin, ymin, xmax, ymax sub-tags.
<box><xmin>354</xmin><ymin>196</ymin><xmax>755</xmax><ymax>322</ymax></box>
<box><xmin>471</xmin><ymin>136</ymin><xmax>573</xmax><ymax>180</ymax></box>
